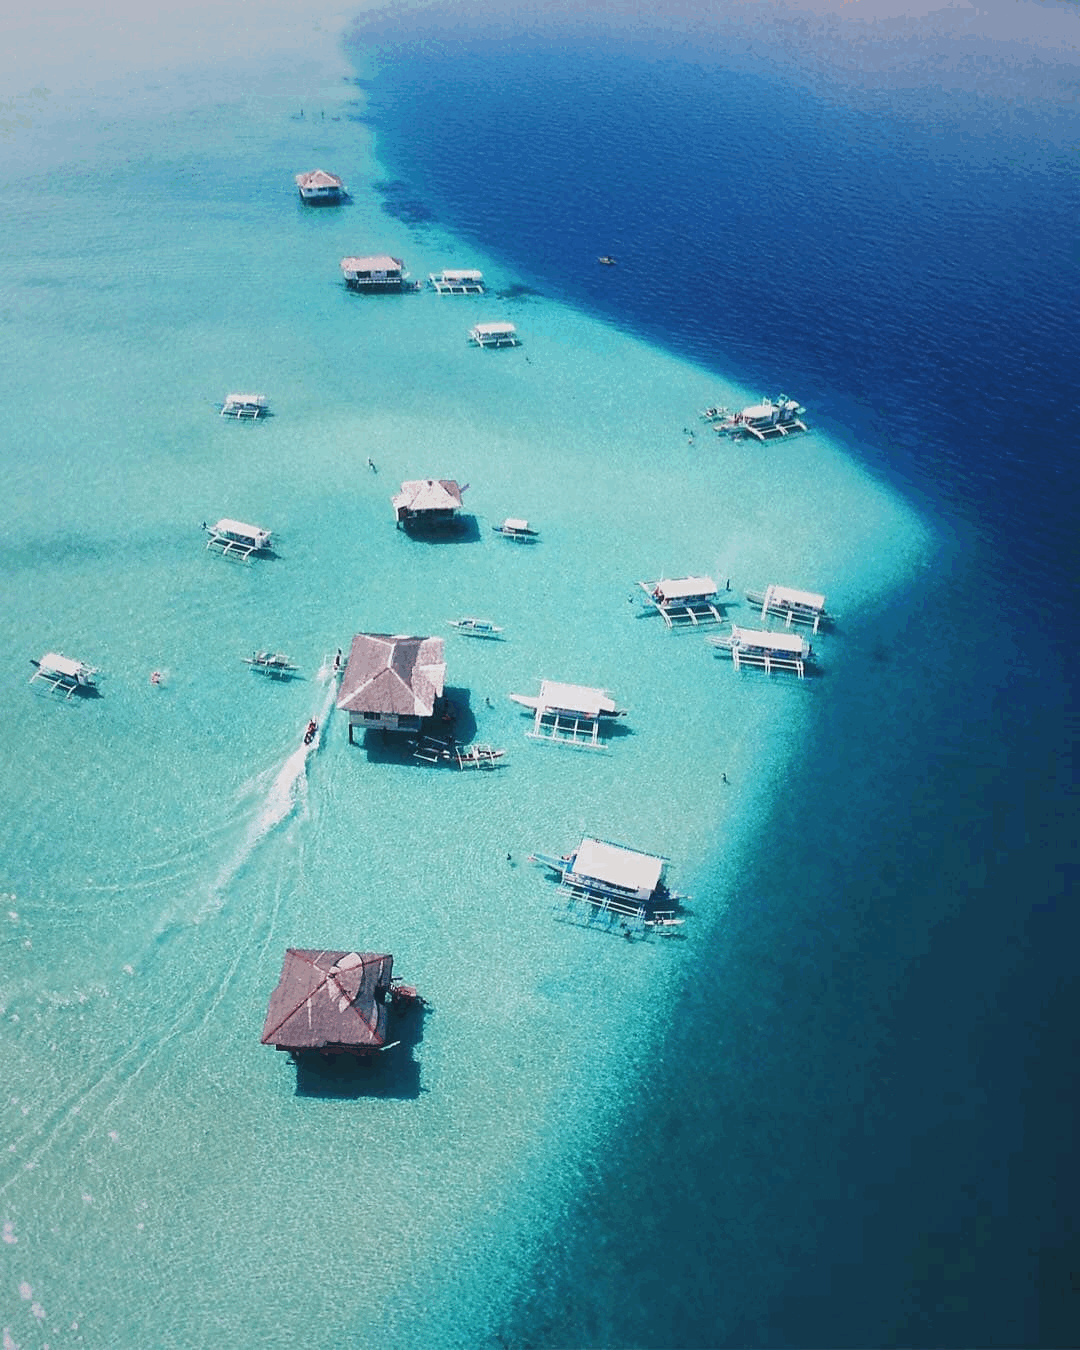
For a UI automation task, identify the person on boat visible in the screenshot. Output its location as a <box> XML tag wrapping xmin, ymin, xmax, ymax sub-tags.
<box><xmin>304</xmin><ymin>719</ymin><xmax>317</xmax><ymax>744</ymax></box>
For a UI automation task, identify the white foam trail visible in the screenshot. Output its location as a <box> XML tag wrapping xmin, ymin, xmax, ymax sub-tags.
<box><xmin>210</xmin><ymin>681</ymin><xmax>337</xmax><ymax>896</ymax></box>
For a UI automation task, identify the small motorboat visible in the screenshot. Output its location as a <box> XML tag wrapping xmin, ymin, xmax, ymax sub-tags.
<box><xmin>446</xmin><ymin>617</ymin><xmax>504</xmax><ymax>639</ymax></box>
<box><xmin>598</xmin><ymin>256</ymin><xmax>617</xmax><ymax>266</ymax></box>
<box><xmin>303</xmin><ymin>718</ymin><xmax>318</xmax><ymax>745</ymax></box>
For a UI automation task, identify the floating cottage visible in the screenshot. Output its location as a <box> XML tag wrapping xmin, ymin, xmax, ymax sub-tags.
<box><xmin>469</xmin><ymin>321</ymin><xmax>519</xmax><ymax>348</ymax></box>
<box><xmin>746</xmin><ymin>584</ymin><xmax>829</xmax><ymax>633</ymax></box>
<box><xmin>295</xmin><ymin>169</ymin><xmax>347</xmax><ymax>204</ymax></box>
<box><xmin>392</xmin><ymin>478</ymin><xmax>465</xmax><ymax>530</ymax></box>
<box><xmin>710</xmin><ymin>625</ymin><xmax>812</xmax><ymax>677</ymax></box>
<box><xmin>638</xmin><ymin>576</ymin><xmax>725</xmax><ymax>628</ymax></box>
<box><xmin>530</xmin><ymin>837</ymin><xmax>685</xmax><ymax>936</ymax></box>
<box><xmin>491</xmin><ymin>518</ymin><xmax>539</xmax><ymax>541</ymax></box>
<box><xmin>204</xmin><ymin>518</ymin><xmax>272</xmax><ymax>560</ymax></box>
<box><xmin>337</xmin><ymin>632</ymin><xmax>447</xmax><ymax>741</ymax></box>
<box><xmin>220</xmin><ymin>393</ymin><xmax>268</xmax><ymax>419</ymax></box>
<box><xmin>340</xmin><ymin>255</ymin><xmax>416</xmax><ymax>292</ymax></box>
<box><xmin>29</xmin><ymin>652</ymin><xmax>99</xmax><ymax>698</ymax></box>
<box><xmin>261</xmin><ymin>949</ymin><xmax>423</xmax><ymax>1059</ymax></box>
<box><xmin>429</xmin><ymin>268</ymin><xmax>485</xmax><ymax>294</ymax></box>
<box><xmin>509</xmin><ymin>680</ymin><xmax>626</xmax><ymax>749</ymax></box>
<box><xmin>702</xmin><ymin>396</ymin><xmax>807</xmax><ymax>440</ymax></box>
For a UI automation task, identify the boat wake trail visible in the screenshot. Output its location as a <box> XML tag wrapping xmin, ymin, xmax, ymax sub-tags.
<box><xmin>208</xmin><ymin>680</ymin><xmax>338</xmax><ymax>902</ymax></box>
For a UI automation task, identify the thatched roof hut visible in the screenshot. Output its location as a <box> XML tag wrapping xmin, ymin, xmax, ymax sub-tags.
<box><xmin>261</xmin><ymin>949</ymin><xmax>394</xmax><ymax>1056</ymax></box>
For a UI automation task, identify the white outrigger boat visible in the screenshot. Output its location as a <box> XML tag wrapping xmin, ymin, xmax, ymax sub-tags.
<box><xmin>509</xmin><ymin>680</ymin><xmax>626</xmax><ymax>749</ymax></box>
<box><xmin>469</xmin><ymin>322</ymin><xmax>520</xmax><ymax>348</ymax></box>
<box><xmin>220</xmin><ymin>393</ymin><xmax>269</xmax><ymax>419</ymax></box>
<box><xmin>700</xmin><ymin>395</ymin><xmax>807</xmax><ymax>440</ymax></box>
<box><xmin>529</xmin><ymin>836</ymin><xmax>686</xmax><ymax>938</ymax></box>
<box><xmin>491</xmin><ymin>518</ymin><xmax>539</xmax><ymax>541</ymax></box>
<box><xmin>30</xmin><ymin>651</ymin><xmax>100</xmax><ymax>698</ymax></box>
<box><xmin>709</xmin><ymin>624</ymin><xmax>813</xmax><ymax>677</ymax></box>
<box><xmin>429</xmin><ymin>268</ymin><xmax>485</xmax><ymax>294</ymax></box>
<box><xmin>243</xmin><ymin>651</ymin><xmax>300</xmax><ymax>678</ymax></box>
<box><xmin>446</xmin><ymin>617</ymin><xmax>504</xmax><ymax>639</ymax></box>
<box><xmin>745</xmin><ymin>584</ymin><xmax>829</xmax><ymax>633</ymax></box>
<box><xmin>204</xmin><ymin>518</ymin><xmax>272</xmax><ymax>560</ymax></box>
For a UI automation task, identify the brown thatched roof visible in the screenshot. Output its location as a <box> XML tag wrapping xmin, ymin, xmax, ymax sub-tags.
<box><xmin>391</xmin><ymin>479</ymin><xmax>463</xmax><ymax>514</ymax></box>
<box><xmin>261</xmin><ymin>949</ymin><xmax>394</xmax><ymax>1052</ymax></box>
<box><xmin>336</xmin><ymin>633</ymin><xmax>446</xmax><ymax>716</ymax></box>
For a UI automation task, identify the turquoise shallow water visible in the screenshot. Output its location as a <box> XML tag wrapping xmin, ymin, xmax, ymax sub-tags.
<box><xmin>0</xmin><ymin>10</ymin><xmax>1017</xmax><ymax>1350</ymax></box>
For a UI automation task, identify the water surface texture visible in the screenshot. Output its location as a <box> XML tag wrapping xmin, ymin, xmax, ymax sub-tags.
<box><xmin>1</xmin><ymin>1</ymin><xmax>1076</xmax><ymax>1347</ymax></box>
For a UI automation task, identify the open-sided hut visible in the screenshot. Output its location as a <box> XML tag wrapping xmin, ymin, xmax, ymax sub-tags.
<box><xmin>391</xmin><ymin>478</ymin><xmax>464</xmax><ymax>529</ymax></box>
<box><xmin>261</xmin><ymin>949</ymin><xmax>394</xmax><ymax>1057</ymax></box>
<box><xmin>337</xmin><ymin>632</ymin><xmax>446</xmax><ymax>739</ymax></box>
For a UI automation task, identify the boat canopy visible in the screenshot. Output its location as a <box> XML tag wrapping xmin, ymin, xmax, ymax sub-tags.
<box><xmin>503</xmin><ymin>518</ymin><xmax>530</xmax><ymax>532</ymax></box>
<box><xmin>741</xmin><ymin>403</ymin><xmax>779</xmax><ymax>421</ymax></box>
<box><xmin>214</xmin><ymin>518</ymin><xmax>270</xmax><ymax>545</ymax></box>
<box><xmin>473</xmin><ymin>322</ymin><xmax>516</xmax><ymax>336</ymax></box>
<box><xmin>731</xmin><ymin>625</ymin><xmax>810</xmax><ymax>655</ymax></box>
<box><xmin>39</xmin><ymin>653</ymin><xmax>86</xmax><ymax>679</ymax></box>
<box><xmin>440</xmin><ymin>269</ymin><xmax>483</xmax><ymax>282</ymax></box>
<box><xmin>538</xmin><ymin>681</ymin><xmax>616</xmax><ymax>717</ymax></box>
<box><xmin>573</xmin><ymin>838</ymin><xmax>666</xmax><ymax>895</ymax></box>
<box><xmin>223</xmin><ymin>393</ymin><xmax>267</xmax><ymax>407</ymax></box>
<box><xmin>763</xmin><ymin>584</ymin><xmax>825</xmax><ymax>612</ymax></box>
<box><xmin>656</xmin><ymin>576</ymin><xmax>717</xmax><ymax>601</ymax></box>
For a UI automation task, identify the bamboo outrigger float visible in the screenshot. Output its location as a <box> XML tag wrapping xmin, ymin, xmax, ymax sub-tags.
<box><xmin>746</xmin><ymin>584</ymin><xmax>829</xmax><ymax>633</ymax></box>
<box><xmin>638</xmin><ymin>576</ymin><xmax>725</xmax><ymax>628</ymax></box>
<box><xmin>709</xmin><ymin>625</ymin><xmax>813</xmax><ymax>677</ymax></box>
<box><xmin>509</xmin><ymin>680</ymin><xmax>626</xmax><ymax>750</ymax></box>
<box><xmin>529</xmin><ymin>836</ymin><xmax>686</xmax><ymax>938</ymax></box>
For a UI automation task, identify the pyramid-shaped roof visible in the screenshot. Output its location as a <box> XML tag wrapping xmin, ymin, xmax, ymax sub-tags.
<box><xmin>337</xmin><ymin>633</ymin><xmax>446</xmax><ymax>716</ymax></box>
<box><xmin>260</xmin><ymin>949</ymin><xmax>393</xmax><ymax>1051</ymax></box>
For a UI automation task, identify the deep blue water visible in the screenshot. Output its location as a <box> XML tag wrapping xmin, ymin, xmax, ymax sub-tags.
<box><xmin>348</xmin><ymin>18</ymin><xmax>1079</xmax><ymax>1349</ymax></box>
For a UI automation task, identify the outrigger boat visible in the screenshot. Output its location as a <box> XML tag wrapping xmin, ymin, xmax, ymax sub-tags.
<box><xmin>491</xmin><ymin>518</ymin><xmax>539</xmax><ymax>541</ymax></box>
<box><xmin>220</xmin><ymin>393</ymin><xmax>269</xmax><ymax>419</ymax></box>
<box><xmin>411</xmin><ymin>736</ymin><xmax>505</xmax><ymax>769</ymax></box>
<box><xmin>509</xmin><ymin>680</ymin><xmax>626</xmax><ymax>749</ymax></box>
<box><xmin>204</xmin><ymin>518</ymin><xmax>272</xmax><ymax>561</ymax></box>
<box><xmin>29</xmin><ymin>652</ymin><xmax>100</xmax><ymax>698</ymax></box>
<box><xmin>745</xmin><ymin>584</ymin><xmax>829</xmax><ymax>633</ymax></box>
<box><xmin>243</xmin><ymin>651</ymin><xmax>299</xmax><ymax>678</ymax></box>
<box><xmin>709</xmin><ymin>625</ymin><xmax>813</xmax><ymax>677</ymax></box>
<box><xmin>700</xmin><ymin>395</ymin><xmax>807</xmax><ymax>440</ymax></box>
<box><xmin>446</xmin><ymin>617</ymin><xmax>504</xmax><ymax>639</ymax></box>
<box><xmin>530</xmin><ymin>836</ymin><xmax>687</xmax><ymax>938</ymax></box>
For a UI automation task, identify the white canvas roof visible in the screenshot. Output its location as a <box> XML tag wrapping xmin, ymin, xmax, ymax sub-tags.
<box><xmin>224</xmin><ymin>393</ymin><xmax>266</xmax><ymax>406</ymax></box>
<box><xmin>656</xmin><ymin>576</ymin><xmax>716</xmax><ymax>601</ymax></box>
<box><xmin>441</xmin><ymin>269</ymin><xmax>483</xmax><ymax>281</ymax></box>
<box><xmin>473</xmin><ymin>322</ymin><xmax>516</xmax><ymax>335</ymax></box>
<box><xmin>503</xmin><ymin>518</ymin><xmax>530</xmax><ymax>531</ymax></box>
<box><xmin>731</xmin><ymin>626</ymin><xmax>809</xmax><ymax>655</ymax></box>
<box><xmin>538</xmin><ymin>681</ymin><xmax>616</xmax><ymax>717</ymax></box>
<box><xmin>215</xmin><ymin>518</ymin><xmax>269</xmax><ymax>543</ymax></box>
<box><xmin>742</xmin><ymin>403</ymin><xmax>777</xmax><ymax>420</ymax></box>
<box><xmin>39</xmin><ymin>653</ymin><xmax>84</xmax><ymax>678</ymax></box>
<box><xmin>573</xmin><ymin>838</ymin><xmax>665</xmax><ymax>894</ymax></box>
<box><xmin>764</xmin><ymin>584</ymin><xmax>825</xmax><ymax>611</ymax></box>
